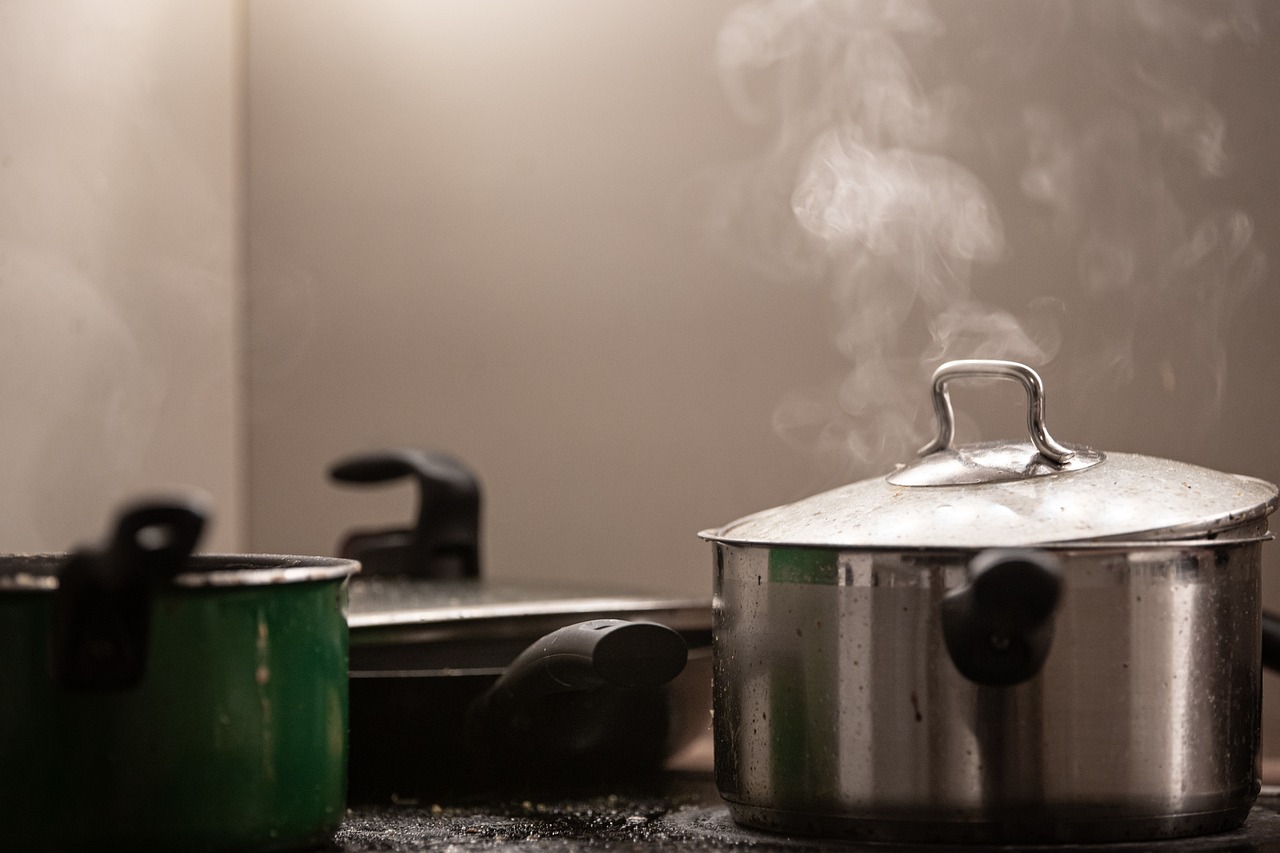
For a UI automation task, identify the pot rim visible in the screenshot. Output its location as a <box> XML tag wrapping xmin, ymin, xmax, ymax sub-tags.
<box><xmin>0</xmin><ymin>553</ymin><xmax>360</xmax><ymax>592</ymax></box>
<box><xmin>697</xmin><ymin>531</ymin><xmax>1274</xmax><ymax>551</ymax></box>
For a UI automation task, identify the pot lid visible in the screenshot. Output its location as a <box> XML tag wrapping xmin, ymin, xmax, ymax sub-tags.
<box><xmin>702</xmin><ymin>360</ymin><xmax>1279</xmax><ymax>550</ymax></box>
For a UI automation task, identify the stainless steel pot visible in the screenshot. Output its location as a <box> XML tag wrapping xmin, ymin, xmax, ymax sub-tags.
<box><xmin>700</xmin><ymin>359</ymin><xmax>1279</xmax><ymax>844</ymax></box>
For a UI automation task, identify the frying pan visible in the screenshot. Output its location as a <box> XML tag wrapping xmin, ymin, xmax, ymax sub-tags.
<box><xmin>332</xmin><ymin>449</ymin><xmax>712</xmax><ymax>803</ymax></box>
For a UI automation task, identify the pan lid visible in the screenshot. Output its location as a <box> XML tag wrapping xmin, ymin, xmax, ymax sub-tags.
<box><xmin>347</xmin><ymin>578</ymin><xmax>712</xmax><ymax>671</ymax></box>
<box><xmin>701</xmin><ymin>360</ymin><xmax>1278</xmax><ymax>550</ymax></box>
<box><xmin>348</xmin><ymin>578</ymin><xmax>711</xmax><ymax>634</ymax></box>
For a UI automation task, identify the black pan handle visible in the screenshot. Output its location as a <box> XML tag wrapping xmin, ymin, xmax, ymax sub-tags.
<box><xmin>329</xmin><ymin>449</ymin><xmax>481</xmax><ymax>579</ymax></box>
<box><xmin>52</xmin><ymin>496</ymin><xmax>207</xmax><ymax>691</ymax></box>
<box><xmin>486</xmin><ymin>619</ymin><xmax>687</xmax><ymax>698</ymax></box>
<box><xmin>468</xmin><ymin>620</ymin><xmax>688</xmax><ymax>741</ymax></box>
<box><xmin>941</xmin><ymin>549</ymin><xmax>1062</xmax><ymax>687</ymax></box>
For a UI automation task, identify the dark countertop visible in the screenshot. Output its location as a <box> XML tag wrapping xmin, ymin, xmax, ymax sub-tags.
<box><xmin>330</xmin><ymin>777</ymin><xmax>1280</xmax><ymax>852</ymax></box>
<box><xmin>333</xmin><ymin>773</ymin><xmax>723</xmax><ymax>852</ymax></box>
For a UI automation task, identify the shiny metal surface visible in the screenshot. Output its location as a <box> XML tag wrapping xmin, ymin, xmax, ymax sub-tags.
<box><xmin>888</xmin><ymin>439</ymin><xmax>1105</xmax><ymax>487</ymax></box>
<box><xmin>917</xmin><ymin>359</ymin><xmax>1081</xmax><ymax>466</ymax></box>
<box><xmin>175</xmin><ymin>554</ymin><xmax>360</xmax><ymax>586</ymax></box>
<box><xmin>701</xmin><ymin>453</ymin><xmax>1278</xmax><ymax>549</ymax></box>
<box><xmin>0</xmin><ymin>553</ymin><xmax>360</xmax><ymax>589</ymax></box>
<box><xmin>347</xmin><ymin>579</ymin><xmax>709</xmax><ymax>630</ymax></box>
<box><xmin>711</xmin><ymin>541</ymin><xmax>1264</xmax><ymax>842</ymax></box>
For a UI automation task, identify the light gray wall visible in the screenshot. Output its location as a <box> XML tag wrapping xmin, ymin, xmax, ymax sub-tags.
<box><xmin>0</xmin><ymin>1</ymin><xmax>246</xmax><ymax>551</ymax></box>
<box><xmin>246</xmin><ymin>0</ymin><xmax>839</xmax><ymax>592</ymax></box>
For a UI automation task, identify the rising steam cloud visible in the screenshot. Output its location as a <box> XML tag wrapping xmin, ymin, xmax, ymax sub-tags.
<box><xmin>715</xmin><ymin>0</ymin><xmax>1268</xmax><ymax>478</ymax></box>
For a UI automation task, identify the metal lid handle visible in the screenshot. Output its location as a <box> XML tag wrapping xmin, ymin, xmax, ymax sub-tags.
<box><xmin>919</xmin><ymin>360</ymin><xmax>1075</xmax><ymax>464</ymax></box>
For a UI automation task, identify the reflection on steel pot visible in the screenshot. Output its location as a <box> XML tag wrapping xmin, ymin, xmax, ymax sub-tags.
<box><xmin>700</xmin><ymin>360</ymin><xmax>1280</xmax><ymax>844</ymax></box>
<box><xmin>0</xmin><ymin>497</ymin><xmax>359</xmax><ymax>852</ymax></box>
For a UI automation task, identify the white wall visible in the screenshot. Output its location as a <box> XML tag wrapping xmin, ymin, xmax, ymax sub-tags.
<box><xmin>0</xmin><ymin>1</ymin><xmax>246</xmax><ymax>551</ymax></box>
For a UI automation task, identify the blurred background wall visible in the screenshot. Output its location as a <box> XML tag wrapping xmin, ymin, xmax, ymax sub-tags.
<box><xmin>0</xmin><ymin>1</ymin><xmax>245</xmax><ymax>551</ymax></box>
<box><xmin>245</xmin><ymin>0</ymin><xmax>837</xmax><ymax>590</ymax></box>
<box><xmin>4</xmin><ymin>0</ymin><xmax>1280</xmax><ymax>754</ymax></box>
<box><xmin>245</xmin><ymin>0</ymin><xmax>1280</xmax><ymax>596</ymax></box>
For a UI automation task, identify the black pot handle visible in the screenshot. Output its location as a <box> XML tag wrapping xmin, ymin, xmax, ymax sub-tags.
<box><xmin>941</xmin><ymin>549</ymin><xmax>1062</xmax><ymax>687</ymax></box>
<box><xmin>108</xmin><ymin>501</ymin><xmax>206</xmax><ymax>579</ymax></box>
<box><xmin>52</xmin><ymin>497</ymin><xmax>207</xmax><ymax>691</ymax></box>
<box><xmin>329</xmin><ymin>449</ymin><xmax>481</xmax><ymax>579</ymax></box>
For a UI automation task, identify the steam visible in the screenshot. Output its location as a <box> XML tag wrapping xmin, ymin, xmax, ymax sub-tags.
<box><xmin>715</xmin><ymin>0</ymin><xmax>1268</xmax><ymax>478</ymax></box>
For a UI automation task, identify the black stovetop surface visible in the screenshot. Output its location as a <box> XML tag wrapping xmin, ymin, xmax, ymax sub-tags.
<box><xmin>330</xmin><ymin>775</ymin><xmax>1280</xmax><ymax>852</ymax></box>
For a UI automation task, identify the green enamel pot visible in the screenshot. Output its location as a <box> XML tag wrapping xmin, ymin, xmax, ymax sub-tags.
<box><xmin>0</xmin><ymin>549</ymin><xmax>359</xmax><ymax>852</ymax></box>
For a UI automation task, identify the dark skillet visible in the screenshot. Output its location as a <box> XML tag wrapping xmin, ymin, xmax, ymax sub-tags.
<box><xmin>332</xmin><ymin>449</ymin><xmax>712</xmax><ymax>804</ymax></box>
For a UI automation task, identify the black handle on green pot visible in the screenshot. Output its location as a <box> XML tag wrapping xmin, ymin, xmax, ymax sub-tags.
<box><xmin>941</xmin><ymin>549</ymin><xmax>1062</xmax><ymax>687</ymax></box>
<box><xmin>467</xmin><ymin>620</ymin><xmax>688</xmax><ymax>748</ymax></box>
<box><xmin>52</xmin><ymin>497</ymin><xmax>207</xmax><ymax>691</ymax></box>
<box><xmin>329</xmin><ymin>448</ymin><xmax>481</xmax><ymax>579</ymax></box>
<box><xmin>108</xmin><ymin>501</ymin><xmax>206</xmax><ymax>579</ymax></box>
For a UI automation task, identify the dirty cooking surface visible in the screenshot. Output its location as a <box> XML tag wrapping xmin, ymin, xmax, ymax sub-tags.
<box><xmin>330</xmin><ymin>777</ymin><xmax>1280</xmax><ymax>852</ymax></box>
<box><xmin>330</xmin><ymin>773</ymin><xmax>742</xmax><ymax>851</ymax></box>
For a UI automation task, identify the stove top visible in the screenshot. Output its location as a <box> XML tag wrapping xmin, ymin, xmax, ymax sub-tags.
<box><xmin>330</xmin><ymin>775</ymin><xmax>1280</xmax><ymax>852</ymax></box>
